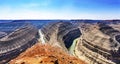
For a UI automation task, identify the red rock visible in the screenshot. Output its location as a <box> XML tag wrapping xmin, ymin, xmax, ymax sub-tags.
<box><xmin>9</xmin><ymin>43</ymin><xmax>86</xmax><ymax>64</ymax></box>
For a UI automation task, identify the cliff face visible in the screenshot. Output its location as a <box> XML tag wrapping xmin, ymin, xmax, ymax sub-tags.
<box><xmin>109</xmin><ymin>22</ymin><xmax>120</xmax><ymax>32</ymax></box>
<box><xmin>0</xmin><ymin>22</ymin><xmax>39</xmax><ymax>64</ymax></box>
<box><xmin>9</xmin><ymin>43</ymin><xmax>86</xmax><ymax>64</ymax></box>
<box><xmin>4</xmin><ymin>21</ymin><xmax>120</xmax><ymax>64</ymax></box>
<box><xmin>40</xmin><ymin>21</ymin><xmax>81</xmax><ymax>51</ymax></box>
<box><xmin>71</xmin><ymin>22</ymin><xmax>120</xmax><ymax>64</ymax></box>
<box><xmin>40</xmin><ymin>21</ymin><xmax>120</xmax><ymax>64</ymax></box>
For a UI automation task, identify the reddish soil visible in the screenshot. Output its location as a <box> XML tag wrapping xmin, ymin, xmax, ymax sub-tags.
<box><xmin>9</xmin><ymin>43</ymin><xmax>86</xmax><ymax>64</ymax></box>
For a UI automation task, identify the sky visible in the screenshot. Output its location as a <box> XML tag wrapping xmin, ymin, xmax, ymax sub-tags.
<box><xmin>0</xmin><ymin>0</ymin><xmax>120</xmax><ymax>19</ymax></box>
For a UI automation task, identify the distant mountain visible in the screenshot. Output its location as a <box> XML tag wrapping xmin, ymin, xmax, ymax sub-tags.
<box><xmin>0</xmin><ymin>20</ymin><xmax>12</xmax><ymax>23</ymax></box>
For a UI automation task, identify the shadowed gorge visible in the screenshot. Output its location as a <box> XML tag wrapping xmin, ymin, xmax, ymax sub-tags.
<box><xmin>115</xmin><ymin>35</ymin><xmax>120</xmax><ymax>43</ymax></box>
<box><xmin>41</xmin><ymin>21</ymin><xmax>82</xmax><ymax>50</ymax></box>
<box><xmin>71</xmin><ymin>22</ymin><xmax>120</xmax><ymax>64</ymax></box>
<box><xmin>0</xmin><ymin>20</ymin><xmax>120</xmax><ymax>64</ymax></box>
<box><xmin>38</xmin><ymin>21</ymin><xmax>120</xmax><ymax>64</ymax></box>
<box><xmin>63</xmin><ymin>28</ymin><xmax>81</xmax><ymax>48</ymax></box>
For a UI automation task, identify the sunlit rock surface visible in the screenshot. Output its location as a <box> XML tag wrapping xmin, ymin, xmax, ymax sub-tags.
<box><xmin>71</xmin><ymin>22</ymin><xmax>120</xmax><ymax>64</ymax></box>
<box><xmin>40</xmin><ymin>21</ymin><xmax>81</xmax><ymax>52</ymax></box>
<box><xmin>109</xmin><ymin>23</ymin><xmax>120</xmax><ymax>32</ymax></box>
<box><xmin>1</xmin><ymin>20</ymin><xmax>120</xmax><ymax>64</ymax></box>
<box><xmin>9</xmin><ymin>43</ymin><xmax>86</xmax><ymax>64</ymax></box>
<box><xmin>0</xmin><ymin>22</ymin><xmax>39</xmax><ymax>64</ymax></box>
<box><xmin>39</xmin><ymin>21</ymin><xmax>120</xmax><ymax>64</ymax></box>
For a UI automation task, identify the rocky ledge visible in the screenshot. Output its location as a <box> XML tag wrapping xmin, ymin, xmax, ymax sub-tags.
<box><xmin>70</xmin><ymin>22</ymin><xmax>120</xmax><ymax>64</ymax></box>
<box><xmin>40</xmin><ymin>21</ymin><xmax>120</xmax><ymax>64</ymax></box>
<box><xmin>2</xmin><ymin>21</ymin><xmax>120</xmax><ymax>64</ymax></box>
<box><xmin>9</xmin><ymin>43</ymin><xmax>86</xmax><ymax>64</ymax></box>
<box><xmin>40</xmin><ymin>21</ymin><xmax>81</xmax><ymax>52</ymax></box>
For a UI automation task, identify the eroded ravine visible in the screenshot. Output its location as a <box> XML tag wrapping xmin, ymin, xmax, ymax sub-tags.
<box><xmin>72</xmin><ymin>23</ymin><xmax>120</xmax><ymax>64</ymax></box>
<box><xmin>2</xmin><ymin>21</ymin><xmax>120</xmax><ymax>64</ymax></box>
<box><xmin>40</xmin><ymin>21</ymin><xmax>82</xmax><ymax>51</ymax></box>
<box><xmin>40</xmin><ymin>21</ymin><xmax>120</xmax><ymax>64</ymax></box>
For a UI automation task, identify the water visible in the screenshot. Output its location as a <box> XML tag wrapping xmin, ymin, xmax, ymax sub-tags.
<box><xmin>38</xmin><ymin>29</ymin><xmax>46</xmax><ymax>44</ymax></box>
<box><xmin>0</xmin><ymin>20</ymin><xmax>57</xmax><ymax>42</ymax></box>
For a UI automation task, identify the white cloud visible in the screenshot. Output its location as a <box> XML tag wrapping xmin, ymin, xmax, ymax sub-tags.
<box><xmin>0</xmin><ymin>5</ymin><xmax>120</xmax><ymax>20</ymax></box>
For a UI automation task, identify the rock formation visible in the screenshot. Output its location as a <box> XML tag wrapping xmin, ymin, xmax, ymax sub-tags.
<box><xmin>109</xmin><ymin>23</ymin><xmax>120</xmax><ymax>32</ymax></box>
<box><xmin>9</xmin><ymin>43</ymin><xmax>86</xmax><ymax>64</ymax></box>
<box><xmin>1</xmin><ymin>20</ymin><xmax>120</xmax><ymax>64</ymax></box>
<box><xmin>70</xmin><ymin>22</ymin><xmax>120</xmax><ymax>64</ymax></box>
<box><xmin>40</xmin><ymin>21</ymin><xmax>81</xmax><ymax>52</ymax></box>
<box><xmin>40</xmin><ymin>21</ymin><xmax>120</xmax><ymax>64</ymax></box>
<box><xmin>0</xmin><ymin>22</ymin><xmax>39</xmax><ymax>64</ymax></box>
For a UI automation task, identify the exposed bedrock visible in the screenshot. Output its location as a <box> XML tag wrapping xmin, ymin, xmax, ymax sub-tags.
<box><xmin>40</xmin><ymin>21</ymin><xmax>120</xmax><ymax>64</ymax></box>
<box><xmin>109</xmin><ymin>23</ymin><xmax>120</xmax><ymax>32</ymax></box>
<box><xmin>115</xmin><ymin>35</ymin><xmax>120</xmax><ymax>43</ymax></box>
<box><xmin>62</xmin><ymin>28</ymin><xmax>81</xmax><ymax>48</ymax></box>
<box><xmin>9</xmin><ymin>43</ymin><xmax>86</xmax><ymax>64</ymax></box>
<box><xmin>0</xmin><ymin>32</ymin><xmax>7</xmax><ymax>38</ymax></box>
<box><xmin>40</xmin><ymin>21</ymin><xmax>82</xmax><ymax>52</ymax></box>
<box><xmin>72</xmin><ymin>23</ymin><xmax>120</xmax><ymax>64</ymax></box>
<box><xmin>0</xmin><ymin>23</ymin><xmax>39</xmax><ymax>64</ymax></box>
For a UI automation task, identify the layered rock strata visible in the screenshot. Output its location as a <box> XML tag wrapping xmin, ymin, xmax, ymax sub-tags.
<box><xmin>40</xmin><ymin>21</ymin><xmax>81</xmax><ymax>51</ymax></box>
<box><xmin>6</xmin><ymin>21</ymin><xmax>120</xmax><ymax>64</ymax></box>
<box><xmin>0</xmin><ymin>23</ymin><xmax>39</xmax><ymax>64</ymax></box>
<box><xmin>70</xmin><ymin>23</ymin><xmax>120</xmax><ymax>64</ymax></box>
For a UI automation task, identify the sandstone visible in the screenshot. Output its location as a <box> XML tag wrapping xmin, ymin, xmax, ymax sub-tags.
<box><xmin>9</xmin><ymin>43</ymin><xmax>86</xmax><ymax>64</ymax></box>
<box><xmin>0</xmin><ymin>22</ymin><xmax>39</xmax><ymax>63</ymax></box>
<box><xmin>40</xmin><ymin>21</ymin><xmax>81</xmax><ymax>52</ymax></box>
<box><xmin>70</xmin><ymin>22</ymin><xmax>120</xmax><ymax>64</ymax></box>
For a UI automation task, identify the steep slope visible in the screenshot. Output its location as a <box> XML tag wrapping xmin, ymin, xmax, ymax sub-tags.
<box><xmin>70</xmin><ymin>22</ymin><xmax>120</xmax><ymax>64</ymax></box>
<box><xmin>9</xmin><ymin>43</ymin><xmax>86</xmax><ymax>64</ymax></box>
<box><xmin>0</xmin><ymin>22</ymin><xmax>39</xmax><ymax>64</ymax></box>
<box><xmin>40</xmin><ymin>21</ymin><xmax>81</xmax><ymax>52</ymax></box>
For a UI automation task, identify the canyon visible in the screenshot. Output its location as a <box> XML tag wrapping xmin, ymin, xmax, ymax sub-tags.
<box><xmin>0</xmin><ymin>22</ymin><xmax>39</xmax><ymax>64</ymax></box>
<box><xmin>0</xmin><ymin>20</ymin><xmax>120</xmax><ymax>64</ymax></box>
<box><xmin>40</xmin><ymin>21</ymin><xmax>120</xmax><ymax>64</ymax></box>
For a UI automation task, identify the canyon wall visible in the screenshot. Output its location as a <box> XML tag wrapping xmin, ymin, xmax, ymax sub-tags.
<box><xmin>72</xmin><ymin>22</ymin><xmax>120</xmax><ymax>64</ymax></box>
<box><xmin>41</xmin><ymin>21</ymin><xmax>120</xmax><ymax>64</ymax></box>
<box><xmin>41</xmin><ymin>21</ymin><xmax>82</xmax><ymax>52</ymax></box>
<box><xmin>3</xmin><ymin>20</ymin><xmax>120</xmax><ymax>64</ymax></box>
<box><xmin>0</xmin><ymin>22</ymin><xmax>39</xmax><ymax>64</ymax></box>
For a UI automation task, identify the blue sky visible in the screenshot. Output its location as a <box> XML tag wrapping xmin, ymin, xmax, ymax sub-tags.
<box><xmin>0</xmin><ymin>0</ymin><xmax>120</xmax><ymax>19</ymax></box>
